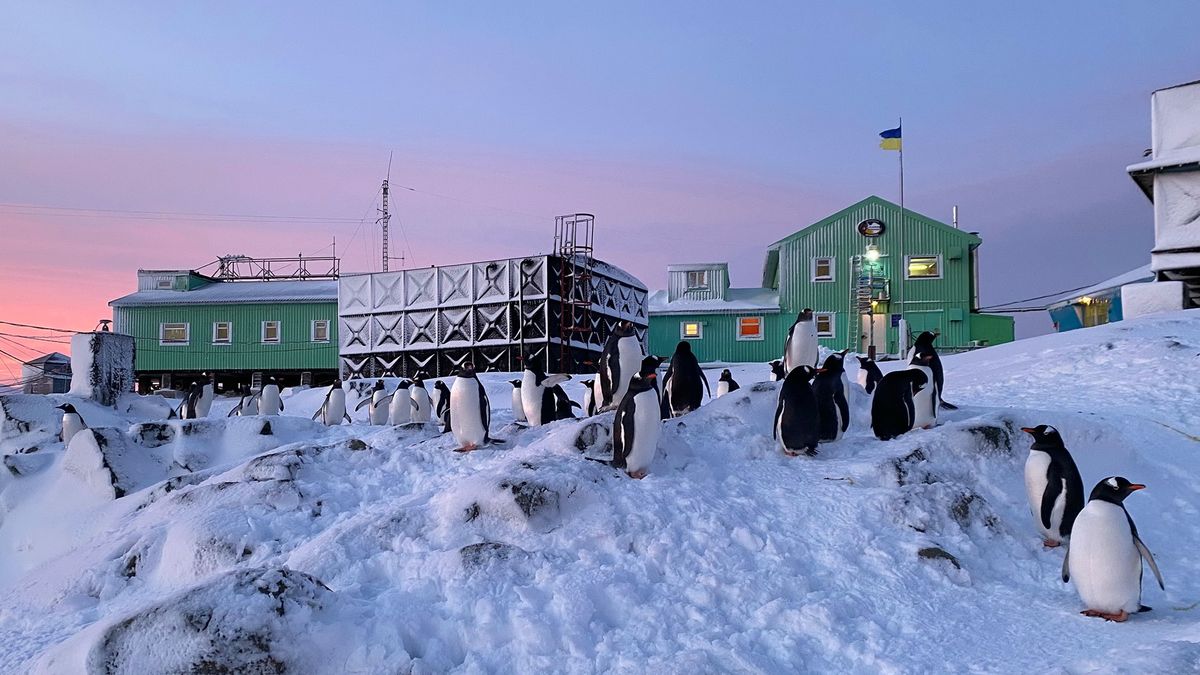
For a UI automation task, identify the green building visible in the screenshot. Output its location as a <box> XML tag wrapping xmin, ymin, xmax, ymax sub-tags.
<box><xmin>648</xmin><ymin>196</ymin><xmax>1014</xmax><ymax>362</ymax></box>
<box><xmin>110</xmin><ymin>269</ymin><xmax>339</xmax><ymax>392</ymax></box>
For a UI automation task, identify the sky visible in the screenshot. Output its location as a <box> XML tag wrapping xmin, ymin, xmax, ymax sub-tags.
<box><xmin>1</xmin><ymin>1</ymin><xmax>1197</xmax><ymax>377</ymax></box>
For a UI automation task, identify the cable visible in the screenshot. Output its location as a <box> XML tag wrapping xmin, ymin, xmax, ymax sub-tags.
<box><xmin>978</xmin><ymin>280</ymin><xmax>1104</xmax><ymax>310</ymax></box>
<box><xmin>0</xmin><ymin>331</ymin><xmax>73</xmax><ymax>344</ymax></box>
<box><xmin>0</xmin><ymin>202</ymin><xmax>363</xmax><ymax>224</ymax></box>
<box><xmin>0</xmin><ymin>319</ymin><xmax>80</xmax><ymax>333</ymax></box>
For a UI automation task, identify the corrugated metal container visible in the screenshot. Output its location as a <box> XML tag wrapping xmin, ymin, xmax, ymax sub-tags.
<box><xmin>667</xmin><ymin>263</ymin><xmax>729</xmax><ymax>302</ymax></box>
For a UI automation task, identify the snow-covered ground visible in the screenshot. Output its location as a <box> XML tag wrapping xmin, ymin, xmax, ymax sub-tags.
<box><xmin>1</xmin><ymin>311</ymin><xmax>1198</xmax><ymax>673</ymax></box>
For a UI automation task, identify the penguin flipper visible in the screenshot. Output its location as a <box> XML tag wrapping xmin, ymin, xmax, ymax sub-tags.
<box><xmin>354</xmin><ymin>398</ymin><xmax>372</xmax><ymax>411</ymax></box>
<box><xmin>228</xmin><ymin>405</ymin><xmax>241</xmax><ymax>418</ymax></box>
<box><xmin>311</xmin><ymin>407</ymin><xmax>322</xmax><ymax>421</ymax></box>
<box><xmin>1134</xmin><ymin>535</ymin><xmax>1165</xmax><ymax>590</ymax></box>
<box><xmin>772</xmin><ymin>396</ymin><xmax>784</xmax><ymax>441</ymax></box>
<box><xmin>479</xmin><ymin>382</ymin><xmax>491</xmax><ymax>443</ymax></box>
<box><xmin>834</xmin><ymin>389</ymin><xmax>850</xmax><ymax>433</ymax></box>
<box><xmin>1061</xmin><ymin>545</ymin><xmax>1071</xmax><ymax>583</ymax></box>
<box><xmin>1040</xmin><ymin>469</ymin><xmax>1066</xmax><ymax>531</ymax></box>
<box><xmin>378</xmin><ymin>394</ymin><xmax>394</xmax><ymax>408</ymax></box>
<box><xmin>343</xmin><ymin>413</ymin><xmax>352</xmax><ymax>423</ymax></box>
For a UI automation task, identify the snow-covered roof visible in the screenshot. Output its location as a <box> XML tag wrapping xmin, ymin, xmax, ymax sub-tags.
<box><xmin>1126</xmin><ymin>147</ymin><xmax>1200</xmax><ymax>199</ymax></box>
<box><xmin>648</xmin><ymin>287</ymin><xmax>780</xmax><ymax>314</ymax></box>
<box><xmin>1046</xmin><ymin>264</ymin><xmax>1154</xmax><ymax>309</ymax></box>
<box><xmin>666</xmin><ymin>262</ymin><xmax>728</xmax><ymax>273</ymax></box>
<box><xmin>23</xmin><ymin>352</ymin><xmax>69</xmax><ymax>367</ymax></box>
<box><xmin>110</xmin><ymin>279</ymin><xmax>338</xmax><ymax>307</ymax></box>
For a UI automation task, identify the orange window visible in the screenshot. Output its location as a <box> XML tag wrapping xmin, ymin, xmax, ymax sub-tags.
<box><xmin>737</xmin><ymin>316</ymin><xmax>763</xmax><ymax>340</ymax></box>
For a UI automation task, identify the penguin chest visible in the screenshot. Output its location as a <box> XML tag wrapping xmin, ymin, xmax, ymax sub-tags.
<box><xmin>259</xmin><ymin>387</ymin><xmax>281</xmax><ymax>415</ymax></box>
<box><xmin>908</xmin><ymin>367</ymin><xmax>937</xmax><ymax>428</ymax></box>
<box><xmin>411</xmin><ymin>389</ymin><xmax>431</xmax><ymax>421</ymax></box>
<box><xmin>370</xmin><ymin>394</ymin><xmax>389</xmax><ymax>424</ymax></box>
<box><xmin>614</xmin><ymin>337</ymin><xmax>642</xmax><ymax>399</ymax></box>
<box><xmin>389</xmin><ymin>392</ymin><xmax>410</xmax><ymax>424</ymax></box>
<box><xmin>62</xmin><ymin>415</ymin><xmax>86</xmax><ymax>442</ymax></box>
<box><xmin>327</xmin><ymin>393</ymin><xmax>347</xmax><ymax>424</ymax></box>
<box><xmin>1023</xmin><ymin>453</ymin><xmax>1063</xmax><ymax>539</ymax></box>
<box><xmin>511</xmin><ymin>389</ymin><xmax>526</xmax><ymax>421</ymax></box>
<box><xmin>1069</xmin><ymin>502</ymin><xmax>1143</xmax><ymax>613</ymax></box>
<box><xmin>717</xmin><ymin>381</ymin><xmax>730</xmax><ymax>397</ymax></box>
<box><xmin>856</xmin><ymin>369</ymin><xmax>868</xmax><ymax>391</ymax></box>
<box><xmin>520</xmin><ymin>380</ymin><xmax>543</xmax><ymax>426</ymax></box>
<box><xmin>450</xmin><ymin>382</ymin><xmax>487</xmax><ymax>445</ymax></box>
<box><xmin>625</xmin><ymin>390</ymin><xmax>661</xmax><ymax>473</ymax></box>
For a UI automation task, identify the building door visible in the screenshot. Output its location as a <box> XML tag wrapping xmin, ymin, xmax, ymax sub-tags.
<box><xmin>860</xmin><ymin>313</ymin><xmax>888</xmax><ymax>355</ymax></box>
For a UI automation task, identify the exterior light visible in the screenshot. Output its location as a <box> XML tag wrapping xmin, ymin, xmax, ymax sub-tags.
<box><xmin>865</xmin><ymin>246</ymin><xmax>881</xmax><ymax>262</ymax></box>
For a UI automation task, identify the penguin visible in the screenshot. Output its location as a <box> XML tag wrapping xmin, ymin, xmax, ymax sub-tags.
<box><xmin>594</xmin><ymin>320</ymin><xmax>644</xmax><ymax>412</ymax></box>
<box><xmin>508</xmin><ymin>379</ymin><xmax>527</xmax><ymax>424</ymax></box>
<box><xmin>870</xmin><ymin>369</ymin><xmax>927</xmax><ymax>441</ymax></box>
<box><xmin>521</xmin><ymin>362</ymin><xmax>570</xmax><ymax>427</ymax></box>
<box><xmin>175</xmin><ymin>382</ymin><xmax>202</xmax><ymax>419</ymax></box>
<box><xmin>813</xmin><ymin>353</ymin><xmax>850</xmax><ymax>443</ymax></box>
<box><xmin>855</xmin><ymin>356</ymin><xmax>883</xmax><ymax>395</ymax></box>
<box><xmin>434</xmin><ymin>380</ymin><xmax>452</xmax><ymax>431</ymax></box>
<box><xmin>1020</xmin><ymin>425</ymin><xmax>1085</xmax><ymax>548</ymax></box>
<box><xmin>713</xmin><ymin>369</ymin><xmax>739</xmax><ymax>397</ymax></box>
<box><xmin>410</xmin><ymin>373</ymin><xmax>433</xmax><ymax>423</ymax></box>
<box><xmin>195</xmin><ymin>379</ymin><xmax>214</xmax><ymax>418</ymax></box>
<box><xmin>773</xmin><ymin>365</ymin><xmax>822</xmax><ymax>456</ymax></box>
<box><xmin>389</xmin><ymin>380</ymin><xmax>413</xmax><ymax>425</ymax></box>
<box><xmin>228</xmin><ymin>385</ymin><xmax>258</xmax><ymax>417</ymax></box>
<box><xmin>909</xmin><ymin>331</ymin><xmax>956</xmax><ymax>410</ymax></box>
<box><xmin>612</xmin><ymin>372</ymin><xmax>662</xmax><ymax>479</ymax></box>
<box><xmin>354</xmin><ymin>380</ymin><xmax>390</xmax><ymax>424</ymax></box>
<box><xmin>57</xmin><ymin>403</ymin><xmax>87</xmax><ymax>443</ymax></box>
<box><xmin>661</xmin><ymin>341</ymin><xmax>710</xmax><ymax>418</ymax></box>
<box><xmin>552</xmin><ymin>385</ymin><xmax>581</xmax><ymax>420</ymax></box>
<box><xmin>768</xmin><ymin>360</ymin><xmax>786</xmax><ymax>382</ymax></box>
<box><xmin>311</xmin><ymin>380</ymin><xmax>351</xmax><ymax>425</ymax></box>
<box><xmin>258</xmin><ymin>378</ymin><xmax>284</xmax><ymax>416</ymax></box>
<box><xmin>907</xmin><ymin>355</ymin><xmax>938</xmax><ymax>429</ymax></box>
<box><xmin>782</xmin><ymin>309</ymin><xmax>819</xmax><ymax>373</ymax></box>
<box><xmin>579</xmin><ymin>379</ymin><xmax>596</xmax><ymax>416</ymax></box>
<box><xmin>1064</xmin><ymin>477</ymin><xmax>1165</xmax><ymax>622</ymax></box>
<box><xmin>449</xmin><ymin>363</ymin><xmax>491</xmax><ymax>452</ymax></box>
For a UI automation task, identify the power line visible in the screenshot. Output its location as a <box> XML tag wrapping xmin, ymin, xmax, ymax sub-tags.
<box><xmin>0</xmin><ymin>331</ymin><xmax>73</xmax><ymax>344</ymax></box>
<box><xmin>0</xmin><ymin>202</ymin><xmax>363</xmax><ymax>224</ymax></box>
<box><xmin>978</xmin><ymin>280</ymin><xmax>1104</xmax><ymax>311</ymax></box>
<box><xmin>0</xmin><ymin>319</ymin><xmax>80</xmax><ymax>333</ymax></box>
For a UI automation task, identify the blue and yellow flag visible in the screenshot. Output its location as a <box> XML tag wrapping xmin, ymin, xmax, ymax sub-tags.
<box><xmin>879</xmin><ymin>126</ymin><xmax>902</xmax><ymax>151</ymax></box>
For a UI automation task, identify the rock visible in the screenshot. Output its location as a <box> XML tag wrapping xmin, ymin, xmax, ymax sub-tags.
<box><xmin>918</xmin><ymin>546</ymin><xmax>961</xmax><ymax>569</ymax></box>
<box><xmin>459</xmin><ymin>542</ymin><xmax>525</xmax><ymax>570</ymax></box>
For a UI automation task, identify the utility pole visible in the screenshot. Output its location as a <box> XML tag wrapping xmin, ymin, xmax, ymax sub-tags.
<box><xmin>378</xmin><ymin>152</ymin><xmax>393</xmax><ymax>272</ymax></box>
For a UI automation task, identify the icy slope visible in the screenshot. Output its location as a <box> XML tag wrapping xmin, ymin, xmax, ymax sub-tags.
<box><xmin>0</xmin><ymin>311</ymin><xmax>1198</xmax><ymax>673</ymax></box>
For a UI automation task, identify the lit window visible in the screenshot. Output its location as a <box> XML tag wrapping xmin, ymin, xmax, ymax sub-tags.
<box><xmin>680</xmin><ymin>321</ymin><xmax>703</xmax><ymax>339</ymax></box>
<box><xmin>685</xmin><ymin>270</ymin><xmax>709</xmax><ymax>289</ymax></box>
<box><xmin>262</xmin><ymin>321</ymin><xmax>281</xmax><ymax>344</ymax></box>
<box><xmin>311</xmin><ymin>319</ymin><xmax>330</xmax><ymax>343</ymax></box>
<box><xmin>815</xmin><ymin>313</ymin><xmax>835</xmax><ymax>338</ymax></box>
<box><xmin>212</xmin><ymin>321</ymin><xmax>232</xmax><ymax>344</ymax></box>
<box><xmin>906</xmin><ymin>255</ymin><xmax>942</xmax><ymax>279</ymax></box>
<box><xmin>160</xmin><ymin>322</ymin><xmax>189</xmax><ymax>345</ymax></box>
<box><xmin>736</xmin><ymin>316</ymin><xmax>764</xmax><ymax>341</ymax></box>
<box><xmin>812</xmin><ymin>257</ymin><xmax>835</xmax><ymax>282</ymax></box>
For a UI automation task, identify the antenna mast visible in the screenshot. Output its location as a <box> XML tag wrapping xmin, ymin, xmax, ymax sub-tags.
<box><xmin>378</xmin><ymin>153</ymin><xmax>393</xmax><ymax>272</ymax></box>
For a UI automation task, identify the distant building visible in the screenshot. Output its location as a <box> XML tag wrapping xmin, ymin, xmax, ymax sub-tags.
<box><xmin>648</xmin><ymin>196</ymin><xmax>1014</xmax><ymax>362</ymax></box>
<box><xmin>21</xmin><ymin>352</ymin><xmax>71</xmax><ymax>394</ymax></box>
<box><xmin>1047</xmin><ymin>265</ymin><xmax>1154</xmax><ymax>332</ymax></box>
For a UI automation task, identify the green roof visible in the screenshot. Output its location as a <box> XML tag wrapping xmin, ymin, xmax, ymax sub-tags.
<box><xmin>767</xmin><ymin>195</ymin><xmax>982</xmax><ymax>250</ymax></box>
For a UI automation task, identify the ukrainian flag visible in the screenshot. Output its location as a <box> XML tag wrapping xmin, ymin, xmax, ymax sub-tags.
<box><xmin>879</xmin><ymin>126</ymin><xmax>902</xmax><ymax>151</ymax></box>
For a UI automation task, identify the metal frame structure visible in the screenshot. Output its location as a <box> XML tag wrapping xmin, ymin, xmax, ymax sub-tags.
<box><xmin>553</xmin><ymin>213</ymin><xmax>596</xmax><ymax>372</ymax></box>
<box><xmin>210</xmin><ymin>255</ymin><xmax>340</xmax><ymax>281</ymax></box>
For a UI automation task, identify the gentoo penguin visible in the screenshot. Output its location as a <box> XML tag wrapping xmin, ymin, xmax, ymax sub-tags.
<box><xmin>57</xmin><ymin>403</ymin><xmax>87</xmax><ymax>443</ymax></box>
<box><xmin>195</xmin><ymin>379</ymin><xmax>214</xmax><ymax>418</ymax></box>
<box><xmin>855</xmin><ymin>356</ymin><xmax>883</xmax><ymax>395</ymax></box>
<box><xmin>782</xmin><ymin>309</ymin><xmax>819</xmax><ymax>373</ymax></box>
<box><xmin>521</xmin><ymin>362</ymin><xmax>570</xmax><ymax>427</ymax></box>
<box><xmin>768</xmin><ymin>360</ymin><xmax>786</xmax><ymax>382</ymax></box>
<box><xmin>1021</xmin><ymin>425</ymin><xmax>1085</xmax><ymax>548</ymax></box>
<box><xmin>909</xmin><ymin>331</ymin><xmax>956</xmax><ymax>410</ymax></box>
<box><xmin>552</xmin><ymin>385</ymin><xmax>581</xmax><ymax>420</ymax></box>
<box><xmin>813</xmin><ymin>353</ymin><xmax>850</xmax><ymax>443</ymax></box>
<box><xmin>228</xmin><ymin>385</ymin><xmax>258</xmax><ymax>417</ymax></box>
<box><xmin>579</xmin><ymin>379</ymin><xmax>596</xmax><ymax>417</ymax></box>
<box><xmin>716</xmin><ymin>369</ymin><xmax>740</xmax><ymax>397</ymax></box>
<box><xmin>661</xmin><ymin>341</ymin><xmax>710</xmax><ymax>418</ymax></box>
<box><xmin>594</xmin><ymin>320</ymin><xmax>644</xmax><ymax>412</ymax></box>
<box><xmin>434</xmin><ymin>380</ymin><xmax>452</xmax><ymax>431</ymax></box>
<box><xmin>907</xmin><ymin>355</ymin><xmax>938</xmax><ymax>429</ymax></box>
<box><xmin>508</xmin><ymin>379</ymin><xmax>527</xmax><ymax>424</ymax></box>
<box><xmin>449</xmin><ymin>363</ymin><xmax>491</xmax><ymax>452</ymax></box>
<box><xmin>389</xmin><ymin>380</ymin><xmax>413</xmax><ymax>425</ymax></box>
<box><xmin>870</xmin><ymin>369</ymin><xmax>927</xmax><ymax>441</ymax></box>
<box><xmin>312</xmin><ymin>380</ymin><xmax>351</xmax><ymax>425</ymax></box>
<box><xmin>355</xmin><ymin>380</ymin><xmax>390</xmax><ymax>424</ymax></box>
<box><xmin>410</xmin><ymin>373</ymin><xmax>433</xmax><ymax>423</ymax></box>
<box><xmin>176</xmin><ymin>382</ymin><xmax>202</xmax><ymax>419</ymax></box>
<box><xmin>258</xmin><ymin>378</ymin><xmax>284</xmax><ymax>416</ymax></box>
<box><xmin>612</xmin><ymin>373</ymin><xmax>661</xmax><ymax>479</ymax></box>
<box><xmin>1064</xmin><ymin>477</ymin><xmax>1165</xmax><ymax>622</ymax></box>
<box><xmin>774</xmin><ymin>365</ymin><xmax>821</xmax><ymax>456</ymax></box>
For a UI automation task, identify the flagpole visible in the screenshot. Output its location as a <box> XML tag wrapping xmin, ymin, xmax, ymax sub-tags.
<box><xmin>897</xmin><ymin>116</ymin><xmax>906</xmax><ymax>356</ymax></box>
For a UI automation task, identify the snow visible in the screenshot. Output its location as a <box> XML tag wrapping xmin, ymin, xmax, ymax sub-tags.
<box><xmin>109</xmin><ymin>279</ymin><xmax>338</xmax><ymax>307</ymax></box>
<box><xmin>1</xmin><ymin>310</ymin><xmax>1199</xmax><ymax>672</ymax></box>
<box><xmin>648</xmin><ymin>287</ymin><xmax>781</xmax><ymax>314</ymax></box>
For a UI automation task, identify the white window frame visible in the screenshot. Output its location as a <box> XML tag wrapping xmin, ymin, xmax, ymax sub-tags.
<box><xmin>905</xmin><ymin>254</ymin><xmax>943</xmax><ymax>280</ymax></box>
<box><xmin>680</xmin><ymin>321</ymin><xmax>703</xmax><ymax>340</ymax></box>
<box><xmin>814</xmin><ymin>312</ymin><xmax>835</xmax><ymax>338</ymax></box>
<box><xmin>685</xmin><ymin>270</ymin><xmax>709</xmax><ymax>290</ymax></box>
<box><xmin>212</xmin><ymin>321</ymin><xmax>232</xmax><ymax>345</ymax></box>
<box><xmin>735</xmin><ymin>316</ymin><xmax>764</xmax><ymax>341</ymax></box>
<box><xmin>159</xmin><ymin>322</ymin><xmax>189</xmax><ymax>345</ymax></box>
<box><xmin>156</xmin><ymin>278</ymin><xmax>173</xmax><ymax>290</ymax></box>
<box><xmin>261</xmin><ymin>320</ymin><xmax>281</xmax><ymax>344</ymax></box>
<box><xmin>811</xmin><ymin>256</ymin><xmax>835</xmax><ymax>282</ymax></box>
<box><xmin>311</xmin><ymin>319</ymin><xmax>330</xmax><ymax>343</ymax></box>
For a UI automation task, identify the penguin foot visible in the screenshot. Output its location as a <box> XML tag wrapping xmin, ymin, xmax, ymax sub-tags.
<box><xmin>1081</xmin><ymin>609</ymin><xmax>1129</xmax><ymax>622</ymax></box>
<box><xmin>627</xmin><ymin>469</ymin><xmax>647</xmax><ymax>479</ymax></box>
<box><xmin>804</xmin><ymin>448</ymin><xmax>819</xmax><ymax>457</ymax></box>
<box><xmin>1042</xmin><ymin>539</ymin><xmax>1061</xmax><ymax>549</ymax></box>
<box><xmin>782</xmin><ymin>449</ymin><xmax>802</xmax><ymax>457</ymax></box>
<box><xmin>454</xmin><ymin>443</ymin><xmax>479</xmax><ymax>453</ymax></box>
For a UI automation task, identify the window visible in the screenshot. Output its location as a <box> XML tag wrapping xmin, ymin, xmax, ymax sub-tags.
<box><xmin>811</xmin><ymin>257</ymin><xmax>835</xmax><ymax>282</ymax></box>
<box><xmin>680</xmin><ymin>321</ymin><xmax>703</xmax><ymax>339</ymax></box>
<box><xmin>685</xmin><ymin>270</ymin><xmax>709</xmax><ymax>290</ymax></box>
<box><xmin>736</xmin><ymin>316</ymin><xmax>764</xmax><ymax>341</ymax></box>
<box><xmin>212</xmin><ymin>321</ymin><xmax>232</xmax><ymax>345</ymax></box>
<box><xmin>156</xmin><ymin>278</ymin><xmax>173</xmax><ymax>290</ymax></box>
<box><xmin>815</xmin><ymin>313</ymin><xmax>835</xmax><ymax>338</ymax></box>
<box><xmin>311</xmin><ymin>319</ymin><xmax>330</xmax><ymax>343</ymax></box>
<box><xmin>906</xmin><ymin>255</ymin><xmax>942</xmax><ymax>279</ymax></box>
<box><xmin>262</xmin><ymin>321</ymin><xmax>281</xmax><ymax>344</ymax></box>
<box><xmin>160</xmin><ymin>322</ymin><xmax>189</xmax><ymax>345</ymax></box>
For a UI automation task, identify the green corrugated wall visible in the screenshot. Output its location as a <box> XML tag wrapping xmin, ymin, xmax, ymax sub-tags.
<box><xmin>114</xmin><ymin>302</ymin><xmax>338</xmax><ymax>372</ymax></box>
<box><xmin>647</xmin><ymin>313</ymin><xmax>786</xmax><ymax>363</ymax></box>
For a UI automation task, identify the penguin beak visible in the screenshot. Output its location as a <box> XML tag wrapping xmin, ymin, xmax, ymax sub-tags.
<box><xmin>1020</xmin><ymin>427</ymin><xmax>1036</xmax><ymax>434</ymax></box>
<box><xmin>1128</xmin><ymin>483</ymin><xmax>1146</xmax><ymax>491</ymax></box>
<box><xmin>646</xmin><ymin>373</ymin><xmax>657</xmax><ymax>380</ymax></box>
